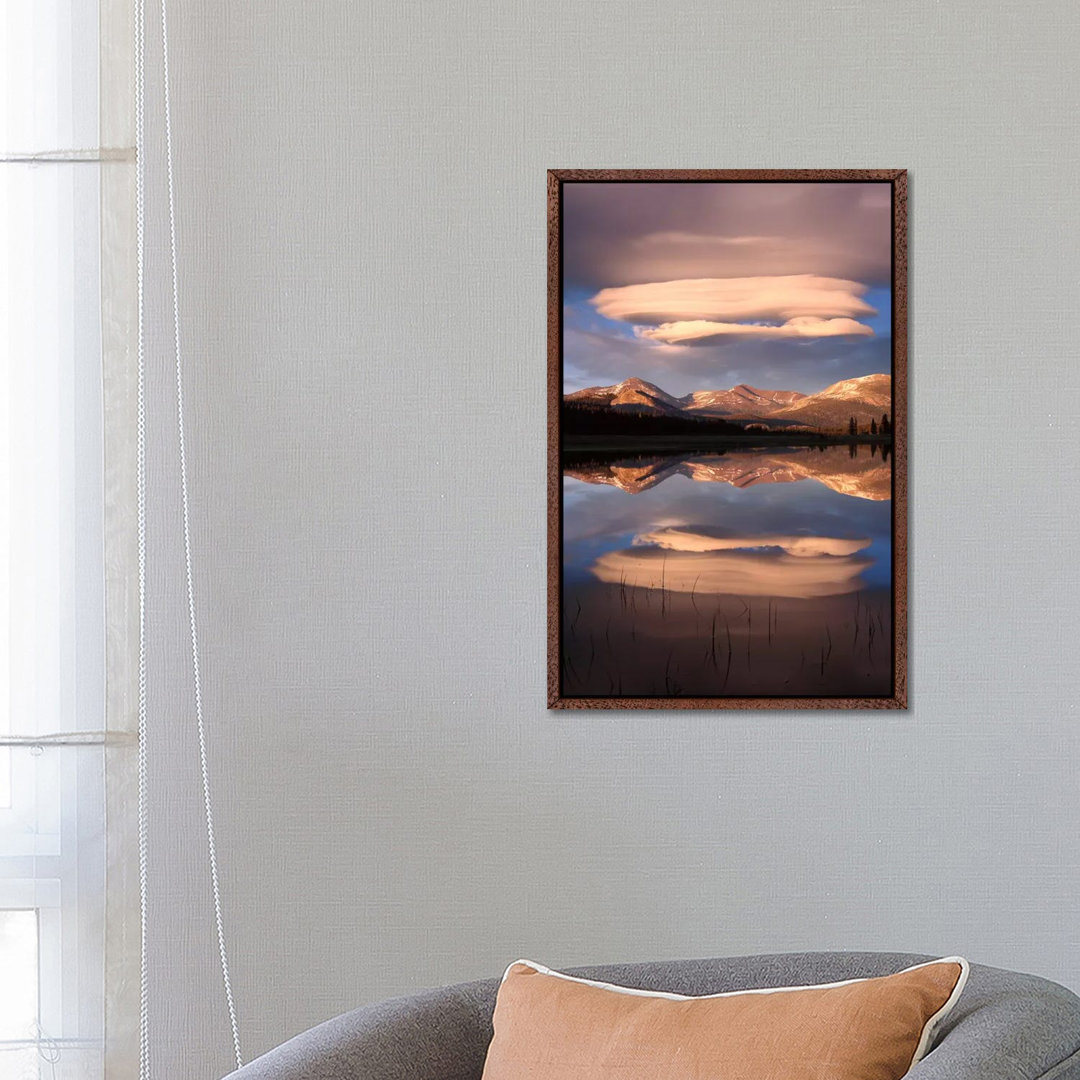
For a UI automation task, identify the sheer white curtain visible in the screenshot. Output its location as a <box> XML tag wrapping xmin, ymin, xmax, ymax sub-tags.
<box><xmin>1</xmin><ymin>2</ymin><xmax>137</xmax><ymax>1078</ymax></box>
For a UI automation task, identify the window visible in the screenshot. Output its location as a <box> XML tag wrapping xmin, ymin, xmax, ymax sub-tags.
<box><xmin>1</xmin><ymin>2</ymin><xmax>121</xmax><ymax>1077</ymax></box>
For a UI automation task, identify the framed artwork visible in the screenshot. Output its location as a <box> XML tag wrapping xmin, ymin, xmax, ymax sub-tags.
<box><xmin>548</xmin><ymin>169</ymin><xmax>907</xmax><ymax>709</ymax></box>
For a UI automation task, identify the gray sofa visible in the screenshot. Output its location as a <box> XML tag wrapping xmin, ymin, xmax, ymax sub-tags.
<box><xmin>224</xmin><ymin>952</ymin><xmax>1080</xmax><ymax>1079</ymax></box>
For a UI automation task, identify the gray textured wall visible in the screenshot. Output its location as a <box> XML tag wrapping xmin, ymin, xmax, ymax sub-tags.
<box><xmin>139</xmin><ymin>1</ymin><xmax>1080</xmax><ymax>1076</ymax></box>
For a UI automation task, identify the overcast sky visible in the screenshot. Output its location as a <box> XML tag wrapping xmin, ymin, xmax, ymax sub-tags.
<box><xmin>562</xmin><ymin>181</ymin><xmax>893</xmax><ymax>396</ymax></box>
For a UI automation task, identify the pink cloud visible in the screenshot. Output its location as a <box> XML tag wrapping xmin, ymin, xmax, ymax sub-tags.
<box><xmin>637</xmin><ymin>316</ymin><xmax>874</xmax><ymax>344</ymax></box>
<box><xmin>591</xmin><ymin>275</ymin><xmax>876</xmax><ymax>326</ymax></box>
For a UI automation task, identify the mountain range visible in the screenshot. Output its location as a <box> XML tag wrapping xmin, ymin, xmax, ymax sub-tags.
<box><xmin>565</xmin><ymin>373</ymin><xmax>892</xmax><ymax>432</ymax></box>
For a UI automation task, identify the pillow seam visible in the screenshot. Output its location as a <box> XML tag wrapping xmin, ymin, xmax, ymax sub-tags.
<box><xmin>908</xmin><ymin>957</ymin><xmax>970</xmax><ymax>1066</ymax></box>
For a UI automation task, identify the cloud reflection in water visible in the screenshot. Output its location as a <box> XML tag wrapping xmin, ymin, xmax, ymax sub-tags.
<box><xmin>592</xmin><ymin>528</ymin><xmax>873</xmax><ymax>600</ymax></box>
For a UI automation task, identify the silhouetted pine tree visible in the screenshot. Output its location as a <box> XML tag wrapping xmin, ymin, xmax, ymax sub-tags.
<box><xmin>870</xmin><ymin>418</ymin><xmax>878</xmax><ymax>435</ymax></box>
<box><xmin>848</xmin><ymin>416</ymin><xmax>857</xmax><ymax>436</ymax></box>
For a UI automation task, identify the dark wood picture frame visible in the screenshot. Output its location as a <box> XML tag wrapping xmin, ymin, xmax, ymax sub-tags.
<box><xmin>548</xmin><ymin>169</ymin><xmax>907</xmax><ymax>710</ymax></box>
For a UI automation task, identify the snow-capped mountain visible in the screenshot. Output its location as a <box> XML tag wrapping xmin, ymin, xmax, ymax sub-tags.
<box><xmin>565</xmin><ymin>377</ymin><xmax>687</xmax><ymax>415</ymax></box>
<box><xmin>765</xmin><ymin>374</ymin><xmax>892</xmax><ymax>430</ymax></box>
<box><xmin>565</xmin><ymin>374</ymin><xmax>891</xmax><ymax>432</ymax></box>
<box><xmin>679</xmin><ymin>384</ymin><xmax>806</xmax><ymax>417</ymax></box>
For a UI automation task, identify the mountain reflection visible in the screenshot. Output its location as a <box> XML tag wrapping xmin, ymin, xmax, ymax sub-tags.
<box><xmin>565</xmin><ymin>443</ymin><xmax>891</xmax><ymax>501</ymax></box>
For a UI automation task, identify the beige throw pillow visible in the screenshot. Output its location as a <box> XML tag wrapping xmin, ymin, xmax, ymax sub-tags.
<box><xmin>481</xmin><ymin>957</ymin><xmax>968</xmax><ymax>1080</ymax></box>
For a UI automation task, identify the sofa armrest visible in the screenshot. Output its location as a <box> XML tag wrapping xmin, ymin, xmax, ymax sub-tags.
<box><xmin>910</xmin><ymin>967</ymin><xmax>1080</xmax><ymax>1080</ymax></box>
<box><xmin>221</xmin><ymin>980</ymin><xmax>496</xmax><ymax>1080</ymax></box>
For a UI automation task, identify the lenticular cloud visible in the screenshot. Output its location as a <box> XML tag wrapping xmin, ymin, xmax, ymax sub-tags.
<box><xmin>636</xmin><ymin>316</ymin><xmax>874</xmax><ymax>344</ymax></box>
<box><xmin>590</xmin><ymin>274</ymin><xmax>877</xmax><ymax>343</ymax></box>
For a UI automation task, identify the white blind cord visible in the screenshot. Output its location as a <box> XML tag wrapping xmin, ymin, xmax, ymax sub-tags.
<box><xmin>134</xmin><ymin>0</ymin><xmax>244</xmax><ymax>1070</ymax></box>
<box><xmin>158</xmin><ymin>0</ymin><xmax>244</xmax><ymax>1066</ymax></box>
<box><xmin>133</xmin><ymin>0</ymin><xmax>151</xmax><ymax>1074</ymax></box>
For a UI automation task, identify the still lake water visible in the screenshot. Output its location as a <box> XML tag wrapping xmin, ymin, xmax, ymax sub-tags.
<box><xmin>561</xmin><ymin>443</ymin><xmax>893</xmax><ymax>698</ymax></box>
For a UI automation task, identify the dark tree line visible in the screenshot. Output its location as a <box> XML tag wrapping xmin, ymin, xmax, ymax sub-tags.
<box><xmin>564</xmin><ymin>400</ymin><xmax>895</xmax><ymax>441</ymax></box>
<box><xmin>563</xmin><ymin>400</ymin><xmax>747</xmax><ymax>438</ymax></box>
